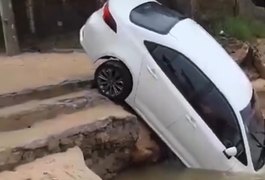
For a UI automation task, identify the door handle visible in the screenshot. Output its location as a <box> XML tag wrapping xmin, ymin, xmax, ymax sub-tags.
<box><xmin>186</xmin><ymin>115</ymin><xmax>197</xmax><ymax>128</ymax></box>
<box><xmin>147</xmin><ymin>66</ymin><xmax>158</xmax><ymax>79</ymax></box>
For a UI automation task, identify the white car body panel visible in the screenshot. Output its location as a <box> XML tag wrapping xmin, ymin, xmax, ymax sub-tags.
<box><xmin>168</xmin><ymin>19</ymin><xmax>252</xmax><ymax>111</ymax></box>
<box><xmin>80</xmin><ymin>0</ymin><xmax>265</xmax><ymax>174</ymax></box>
<box><xmin>135</xmin><ymin>54</ymin><xmax>238</xmax><ymax>170</ymax></box>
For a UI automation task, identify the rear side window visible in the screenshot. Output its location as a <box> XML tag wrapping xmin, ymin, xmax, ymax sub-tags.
<box><xmin>145</xmin><ymin>41</ymin><xmax>247</xmax><ymax>165</ymax></box>
<box><xmin>130</xmin><ymin>2</ymin><xmax>185</xmax><ymax>34</ymax></box>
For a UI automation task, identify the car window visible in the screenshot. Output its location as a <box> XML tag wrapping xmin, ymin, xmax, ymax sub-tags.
<box><xmin>241</xmin><ymin>91</ymin><xmax>265</xmax><ymax>170</ymax></box>
<box><xmin>130</xmin><ymin>2</ymin><xmax>185</xmax><ymax>34</ymax></box>
<box><xmin>145</xmin><ymin>41</ymin><xmax>247</xmax><ymax>165</ymax></box>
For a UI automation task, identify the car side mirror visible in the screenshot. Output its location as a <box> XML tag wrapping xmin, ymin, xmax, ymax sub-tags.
<box><xmin>223</xmin><ymin>147</ymin><xmax>237</xmax><ymax>159</ymax></box>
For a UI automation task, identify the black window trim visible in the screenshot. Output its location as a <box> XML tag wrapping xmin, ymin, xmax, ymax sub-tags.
<box><xmin>144</xmin><ymin>40</ymin><xmax>248</xmax><ymax>166</ymax></box>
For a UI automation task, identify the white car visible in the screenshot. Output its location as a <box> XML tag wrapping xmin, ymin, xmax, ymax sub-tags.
<box><xmin>80</xmin><ymin>0</ymin><xmax>265</xmax><ymax>173</ymax></box>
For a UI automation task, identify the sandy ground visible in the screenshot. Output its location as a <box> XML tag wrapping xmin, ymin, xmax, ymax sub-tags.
<box><xmin>0</xmin><ymin>147</ymin><xmax>101</xmax><ymax>180</ymax></box>
<box><xmin>0</xmin><ymin>52</ymin><xmax>95</xmax><ymax>94</ymax></box>
<box><xmin>0</xmin><ymin>103</ymin><xmax>129</xmax><ymax>148</ymax></box>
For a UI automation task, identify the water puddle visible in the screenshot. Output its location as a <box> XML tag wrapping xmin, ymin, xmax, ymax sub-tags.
<box><xmin>115</xmin><ymin>161</ymin><xmax>265</xmax><ymax>180</ymax></box>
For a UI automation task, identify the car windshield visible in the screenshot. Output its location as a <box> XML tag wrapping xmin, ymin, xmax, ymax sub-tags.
<box><xmin>241</xmin><ymin>91</ymin><xmax>265</xmax><ymax>171</ymax></box>
<box><xmin>130</xmin><ymin>2</ymin><xmax>185</xmax><ymax>34</ymax></box>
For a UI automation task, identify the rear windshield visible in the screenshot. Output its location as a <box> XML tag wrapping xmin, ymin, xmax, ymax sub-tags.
<box><xmin>130</xmin><ymin>2</ymin><xmax>185</xmax><ymax>34</ymax></box>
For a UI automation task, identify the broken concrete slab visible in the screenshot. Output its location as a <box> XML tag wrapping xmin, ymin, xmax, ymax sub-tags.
<box><xmin>0</xmin><ymin>78</ymin><xmax>94</xmax><ymax>108</ymax></box>
<box><xmin>0</xmin><ymin>147</ymin><xmax>102</xmax><ymax>180</ymax></box>
<box><xmin>0</xmin><ymin>104</ymin><xmax>139</xmax><ymax>179</ymax></box>
<box><xmin>0</xmin><ymin>90</ymin><xmax>108</xmax><ymax>131</ymax></box>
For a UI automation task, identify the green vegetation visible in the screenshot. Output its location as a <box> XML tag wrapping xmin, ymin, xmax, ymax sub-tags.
<box><xmin>212</xmin><ymin>17</ymin><xmax>265</xmax><ymax>41</ymax></box>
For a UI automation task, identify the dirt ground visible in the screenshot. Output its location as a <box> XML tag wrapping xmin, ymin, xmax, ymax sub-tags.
<box><xmin>0</xmin><ymin>52</ymin><xmax>95</xmax><ymax>94</ymax></box>
<box><xmin>0</xmin><ymin>147</ymin><xmax>101</xmax><ymax>180</ymax></box>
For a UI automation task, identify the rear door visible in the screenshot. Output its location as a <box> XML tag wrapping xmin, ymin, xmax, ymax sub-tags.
<box><xmin>136</xmin><ymin>41</ymin><xmax>246</xmax><ymax>170</ymax></box>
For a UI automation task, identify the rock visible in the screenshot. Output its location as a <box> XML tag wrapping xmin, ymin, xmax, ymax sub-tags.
<box><xmin>218</xmin><ymin>37</ymin><xmax>251</xmax><ymax>65</ymax></box>
<box><xmin>253</xmin><ymin>39</ymin><xmax>265</xmax><ymax>79</ymax></box>
<box><xmin>22</xmin><ymin>151</ymin><xmax>35</xmax><ymax>163</ymax></box>
<box><xmin>253</xmin><ymin>78</ymin><xmax>265</xmax><ymax>110</ymax></box>
<box><xmin>131</xmin><ymin>121</ymin><xmax>161</xmax><ymax>164</ymax></box>
<box><xmin>7</xmin><ymin>151</ymin><xmax>22</xmax><ymax>165</ymax></box>
<box><xmin>230</xmin><ymin>43</ymin><xmax>250</xmax><ymax>65</ymax></box>
<box><xmin>0</xmin><ymin>147</ymin><xmax>102</xmax><ymax>180</ymax></box>
<box><xmin>242</xmin><ymin>65</ymin><xmax>260</xmax><ymax>80</ymax></box>
<box><xmin>252</xmin><ymin>78</ymin><xmax>265</xmax><ymax>92</ymax></box>
<box><xmin>217</xmin><ymin>37</ymin><xmax>265</xmax><ymax>81</ymax></box>
<box><xmin>47</xmin><ymin>138</ymin><xmax>60</xmax><ymax>153</ymax></box>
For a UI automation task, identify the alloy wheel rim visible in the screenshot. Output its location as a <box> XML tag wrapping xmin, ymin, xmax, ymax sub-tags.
<box><xmin>97</xmin><ymin>68</ymin><xmax>124</xmax><ymax>97</ymax></box>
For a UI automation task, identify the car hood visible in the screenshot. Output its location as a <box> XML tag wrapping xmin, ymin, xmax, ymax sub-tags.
<box><xmin>169</xmin><ymin>18</ymin><xmax>252</xmax><ymax>111</ymax></box>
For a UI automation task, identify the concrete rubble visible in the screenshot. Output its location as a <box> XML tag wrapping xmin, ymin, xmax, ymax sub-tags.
<box><xmin>0</xmin><ymin>147</ymin><xmax>102</xmax><ymax>180</ymax></box>
<box><xmin>0</xmin><ymin>52</ymin><xmax>162</xmax><ymax>180</ymax></box>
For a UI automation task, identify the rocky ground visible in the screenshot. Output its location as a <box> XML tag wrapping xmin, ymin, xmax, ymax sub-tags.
<box><xmin>218</xmin><ymin>37</ymin><xmax>265</xmax><ymax>81</ymax></box>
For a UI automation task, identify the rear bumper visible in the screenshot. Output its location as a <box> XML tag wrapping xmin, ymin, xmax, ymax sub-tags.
<box><xmin>79</xmin><ymin>9</ymin><xmax>117</xmax><ymax>63</ymax></box>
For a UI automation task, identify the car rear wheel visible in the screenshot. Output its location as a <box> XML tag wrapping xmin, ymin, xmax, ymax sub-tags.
<box><xmin>95</xmin><ymin>60</ymin><xmax>133</xmax><ymax>101</ymax></box>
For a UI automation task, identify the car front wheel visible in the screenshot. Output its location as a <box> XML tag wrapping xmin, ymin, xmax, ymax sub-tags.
<box><xmin>95</xmin><ymin>60</ymin><xmax>133</xmax><ymax>101</ymax></box>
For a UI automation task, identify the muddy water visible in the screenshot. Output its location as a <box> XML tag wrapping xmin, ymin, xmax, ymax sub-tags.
<box><xmin>115</xmin><ymin>161</ymin><xmax>265</xmax><ymax>180</ymax></box>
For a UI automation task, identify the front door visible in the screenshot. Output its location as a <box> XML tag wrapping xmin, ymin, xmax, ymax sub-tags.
<box><xmin>135</xmin><ymin>47</ymin><xmax>198</xmax><ymax>166</ymax></box>
<box><xmin>135</xmin><ymin>41</ymin><xmax>246</xmax><ymax>170</ymax></box>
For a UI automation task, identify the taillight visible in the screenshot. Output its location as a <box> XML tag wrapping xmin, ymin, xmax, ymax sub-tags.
<box><xmin>103</xmin><ymin>3</ymin><xmax>117</xmax><ymax>32</ymax></box>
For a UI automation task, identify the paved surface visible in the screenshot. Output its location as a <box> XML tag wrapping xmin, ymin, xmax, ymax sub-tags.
<box><xmin>0</xmin><ymin>147</ymin><xmax>102</xmax><ymax>180</ymax></box>
<box><xmin>0</xmin><ymin>52</ymin><xmax>94</xmax><ymax>94</ymax></box>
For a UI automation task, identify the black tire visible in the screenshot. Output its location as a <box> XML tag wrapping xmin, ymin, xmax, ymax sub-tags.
<box><xmin>95</xmin><ymin>60</ymin><xmax>133</xmax><ymax>101</ymax></box>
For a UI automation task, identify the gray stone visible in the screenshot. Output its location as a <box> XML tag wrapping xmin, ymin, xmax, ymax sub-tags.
<box><xmin>7</xmin><ymin>151</ymin><xmax>22</xmax><ymax>164</ymax></box>
<box><xmin>60</xmin><ymin>137</ymin><xmax>74</xmax><ymax>146</ymax></box>
<box><xmin>254</xmin><ymin>39</ymin><xmax>265</xmax><ymax>79</ymax></box>
<box><xmin>47</xmin><ymin>138</ymin><xmax>60</xmax><ymax>153</ymax></box>
<box><xmin>22</xmin><ymin>151</ymin><xmax>35</xmax><ymax>162</ymax></box>
<box><xmin>74</xmin><ymin>134</ymin><xmax>84</xmax><ymax>146</ymax></box>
